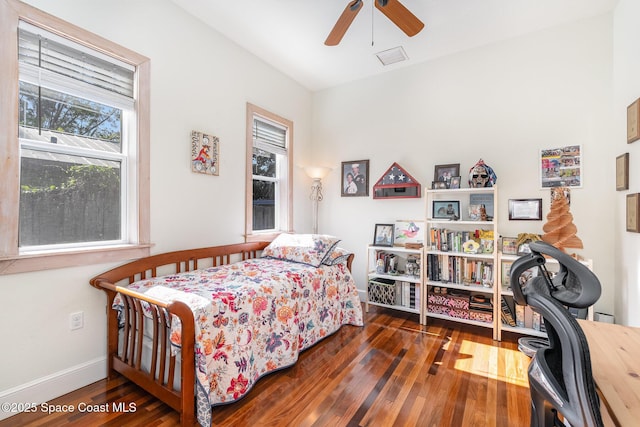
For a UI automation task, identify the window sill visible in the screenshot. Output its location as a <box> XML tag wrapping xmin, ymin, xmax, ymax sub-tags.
<box><xmin>0</xmin><ymin>244</ymin><xmax>153</xmax><ymax>275</ymax></box>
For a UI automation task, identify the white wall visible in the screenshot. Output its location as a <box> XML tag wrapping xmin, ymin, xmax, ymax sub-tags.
<box><xmin>613</xmin><ymin>0</ymin><xmax>640</xmax><ymax>326</ymax></box>
<box><xmin>313</xmin><ymin>14</ymin><xmax>615</xmax><ymax>316</ymax></box>
<box><xmin>0</xmin><ymin>0</ymin><xmax>313</xmax><ymax>414</ymax></box>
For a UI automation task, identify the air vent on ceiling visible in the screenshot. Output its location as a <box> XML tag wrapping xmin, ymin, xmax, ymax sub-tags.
<box><xmin>375</xmin><ymin>46</ymin><xmax>408</xmax><ymax>66</ymax></box>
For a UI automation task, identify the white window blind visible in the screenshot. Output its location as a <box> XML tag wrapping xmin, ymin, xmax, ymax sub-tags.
<box><xmin>18</xmin><ymin>22</ymin><xmax>134</xmax><ymax>99</ymax></box>
<box><xmin>253</xmin><ymin>117</ymin><xmax>287</xmax><ymax>156</ymax></box>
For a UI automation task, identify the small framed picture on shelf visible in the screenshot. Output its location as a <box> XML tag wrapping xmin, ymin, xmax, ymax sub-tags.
<box><xmin>373</xmin><ymin>223</ymin><xmax>394</xmax><ymax>246</ymax></box>
<box><xmin>449</xmin><ymin>176</ymin><xmax>461</xmax><ymax>189</ymax></box>
<box><xmin>502</xmin><ymin>261</ymin><xmax>513</xmax><ymax>289</ymax></box>
<box><xmin>501</xmin><ymin>237</ymin><xmax>518</xmax><ymax>255</ymax></box>
<box><xmin>508</xmin><ymin>198</ymin><xmax>542</xmax><ymax>220</ymax></box>
<box><xmin>431</xmin><ymin>181</ymin><xmax>448</xmax><ymax>190</ymax></box>
<box><xmin>434</xmin><ymin>163</ymin><xmax>460</xmax><ymax>187</ymax></box>
<box><xmin>432</xmin><ymin>200</ymin><xmax>460</xmax><ymax>219</ymax></box>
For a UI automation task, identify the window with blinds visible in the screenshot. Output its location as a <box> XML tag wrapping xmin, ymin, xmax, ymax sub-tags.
<box><xmin>17</xmin><ymin>21</ymin><xmax>137</xmax><ymax>250</ymax></box>
<box><xmin>250</xmin><ymin>111</ymin><xmax>291</xmax><ymax>234</ymax></box>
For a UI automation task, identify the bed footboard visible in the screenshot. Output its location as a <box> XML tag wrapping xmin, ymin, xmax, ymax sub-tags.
<box><xmin>90</xmin><ymin>242</ymin><xmax>269</xmax><ymax>426</ymax></box>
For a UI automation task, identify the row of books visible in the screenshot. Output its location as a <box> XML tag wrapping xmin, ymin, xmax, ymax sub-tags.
<box><xmin>426</xmin><ymin>254</ymin><xmax>494</xmax><ymax>287</ymax></box>
<box><xmin>428</xmin><ymin>227</ymin><xmax>494</xmax><ymax>254</ymax></box>
<box><xmin>500</xmin><ymin>296</ymin><xmax>544</xmax><ymax>331</ymax></box>
<box><xmin>397</xmin><ymin>281</ymin><xmax>419</xmax><ymax>309</ymax></box>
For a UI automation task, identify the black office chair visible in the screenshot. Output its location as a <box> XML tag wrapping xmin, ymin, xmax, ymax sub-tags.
<box><xmin>510</xmin><ymin>241</ymin><xmax>603</xmax><ymax>427</ymax></box>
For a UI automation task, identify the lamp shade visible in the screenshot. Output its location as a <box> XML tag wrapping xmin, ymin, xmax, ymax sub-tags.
<box><xmin>304</xmin><ymin>166</ymin><xmax>331</xmax><ymax>179</ymax></box>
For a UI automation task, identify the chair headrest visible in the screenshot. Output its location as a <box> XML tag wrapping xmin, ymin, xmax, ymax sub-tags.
<box><xmin>509</xmin><ymin>241</ymin><xmax>601</xmax><ymax>308</ymax></box>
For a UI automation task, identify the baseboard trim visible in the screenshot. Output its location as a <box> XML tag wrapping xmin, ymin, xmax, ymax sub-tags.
<box><xmin>0</xmin><ymin>357</ymin><xmax>106</xmax><ymax>421</ymax></box>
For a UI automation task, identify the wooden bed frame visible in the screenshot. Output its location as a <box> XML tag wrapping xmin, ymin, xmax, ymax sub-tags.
<box><xmin>89</xmin><ymin>241</ymin><xmax>353</xmax><ymax>426</ymax></box>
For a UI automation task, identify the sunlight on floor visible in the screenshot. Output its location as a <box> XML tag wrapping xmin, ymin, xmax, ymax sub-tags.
<box><xmin>454</xmin><ymin>339</ymin><xmax>530</xmax><ymax>387</ymax></box>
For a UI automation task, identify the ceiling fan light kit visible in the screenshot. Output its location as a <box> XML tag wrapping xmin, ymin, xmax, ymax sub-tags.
<box><xmin>325</xmin><ymin>0</ymin><xmax>424</xmax><ymax>46</ymax></box>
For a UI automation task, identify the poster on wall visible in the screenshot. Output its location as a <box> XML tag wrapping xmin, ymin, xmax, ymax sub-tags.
<box><xmin>540</xmin><ymin>145</ymin><xmax>581</xmax><ymax>188</ymax></box>
<box><xmin>191</xmin><ymin>130</ymin><xmax>219</xmax><ymax>176</ymax></box>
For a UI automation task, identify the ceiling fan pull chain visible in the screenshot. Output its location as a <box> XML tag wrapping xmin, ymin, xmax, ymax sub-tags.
<box><xmin>371</xmin><ymin>0</ymin><xmax>375</xmax><ymax>46</ymax></box>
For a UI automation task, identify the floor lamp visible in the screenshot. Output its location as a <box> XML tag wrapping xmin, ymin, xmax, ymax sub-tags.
<box><xmin>304</xmin><ymin>166</ymin><xmax>331</xmax><ymax>234</ymax></box>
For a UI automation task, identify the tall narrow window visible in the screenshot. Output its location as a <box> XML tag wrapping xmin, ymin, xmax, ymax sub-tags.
<box><xmin>246</xmin><ymin>104</ymin><xmax>293</xmax><ymax>241</ymax></box>
<box><xmin>0</xmin><ymin>0</ymin><xmax>150</xmax><ymax>274</ymax></box>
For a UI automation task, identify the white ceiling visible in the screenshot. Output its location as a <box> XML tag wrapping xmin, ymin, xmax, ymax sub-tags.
<box><xmin>170</xmin><ymin>0</ymin><xmax>618</xmax><ymax>92</ymax></box>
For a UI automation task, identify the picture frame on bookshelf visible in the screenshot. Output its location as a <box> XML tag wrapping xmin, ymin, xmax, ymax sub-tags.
<box><xmin>434</xmin><ymin>163</ymin><xmax>460</xmax><ymax>187</ymax></box>
<box><xmin>393</xmin><ymin>220</ymin><xmax>424</xmax><ymax>246</ymax></box>
<box><xmin>501</xmin><ymin>237</ymin><xmax>518</xmax><ymax>255</ymax></box>
<box><xmin>469</xmin><ymin>193</ymin><xmax>494</xmax><ymax>220</ymax></box>
<box><xmin>502</xmin><ymin>261</ymin><xmax>513</xmax><ymax>290</ymax></box>
<box><xmin>449</xmin><ymin>176</ymin><xmax>461</xmax><ymax>189</ymax></box>
<box><xmin>373</xmin><ymin>223</ymin><xmax>394</xmax><ymax>246</ymax></box>
<box><xmin>432</xmin><ymin>200</ymin><xmax>460</xmax><ymax>220</ymax></box>
<box><xmin>432</xmin><ymin>181</ymin><xmax>448</xmax><ymax>190</ymax></box>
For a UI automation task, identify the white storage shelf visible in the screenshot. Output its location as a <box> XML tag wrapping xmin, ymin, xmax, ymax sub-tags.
<box><xmin>425</xmin><ymin>186</ymin><xmax>499</xmax><ymax>340</ymax></box>
<box><xmin>497</xmin><ymin>252</ymin><xmax>594</xmax><ymax>339</ymax></box>
<box><xmin>366</xmin><ymin>245</ymin><xmax>425</xmax><ymax>323</ymax></box>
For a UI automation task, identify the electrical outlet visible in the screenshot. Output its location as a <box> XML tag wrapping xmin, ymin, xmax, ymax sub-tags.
<box><xmin>70</xmin><ymin>311</ymin><xmax>84</xmax><ymax>330</ymax></box>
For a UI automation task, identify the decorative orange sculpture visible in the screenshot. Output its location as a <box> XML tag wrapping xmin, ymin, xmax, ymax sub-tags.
<box><xmin>542</xmin><ymin>188</ymin><xmax>583</xmax><ymax>252</ymax></box>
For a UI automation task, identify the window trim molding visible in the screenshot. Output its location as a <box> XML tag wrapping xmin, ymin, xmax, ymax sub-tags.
<box><xmin>0</xmin><ymin>0</ymin><xmax>151</xmax><ymax>274</ymax></box>
<box><xmin>245</xmin><ymin>103</ymin><xmax>293</xmax><ymax>242</ymax></box>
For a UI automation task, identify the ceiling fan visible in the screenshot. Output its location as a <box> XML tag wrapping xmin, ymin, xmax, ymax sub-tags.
<box><xmin>325</xmin><ymin>0</ymin><xmax>425</xmax><ymax>46</ymax></box>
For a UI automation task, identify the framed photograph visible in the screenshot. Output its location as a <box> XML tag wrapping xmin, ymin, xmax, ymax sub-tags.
<box><xmin>616</xmin><ymin>153</ymin><xmax>629</xmax><ymax>191</ymax></box>
<box><xmin>434</xmin><ymin>163</ymin><xmax>460</xmax><ymax>187</ymax></box>
<box><xmin>432</xmin><ymin>200</ymin><xmax>460</xmax><ymax>219</ymax></box>
<box><xmin>627</xmin><ymin>193</ymin><xmax>640</xmax><ymax>232</ymax></box>
<box><xmin>373</xmin><ymin>223</ymin><xmax>394</xmax><ymax>247</ymax></box>
<box><xmin>540</xmin><ymin>145</ymin><xmax>582</xmax><ymax>188</ymax></box>
<box><xmin>508</xmin><ymin>199</ymin><xmax>542</xmax><ymax>220</ymax></box>
<box><xmin>501</xmin><ymin>237</ymin><xmax>518</xmax><ymax>255</ymax></box>
<box><xmin>341</xmin><ymin>160</ymin><xmax>369</xmax><ymax>197</ymax></box>
<box><xmin>449</xmin><ymin>176</ymin><xmax>461</xmax><ymax>189</ymax></box>
<box><xmin>628</xmin><ymin>98</ymin><xmax>640</xmax><ymax>144</ymax></box>
<box><xmin>394</xmin><ymin>220</ymin><xmax>424</xmax><ymax>246</ymax></box>
<box><xmin>432</xmin><ymin>181</ymin><xmax>448</xmax><ymax>189</ymax></box>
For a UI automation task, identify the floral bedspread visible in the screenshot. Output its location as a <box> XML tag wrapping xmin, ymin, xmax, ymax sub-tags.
<box><xmin>113</xmin><ymin>257</ymin><xmax>363</xmax><ymax>426</ymax></box>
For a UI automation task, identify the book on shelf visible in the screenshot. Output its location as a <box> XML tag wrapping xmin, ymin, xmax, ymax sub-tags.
<box><xmin>515</xmin><ymin>304</ymin><xmax>525</xmax><ymax>327</ymax></box>
<box><xmin>500</xmin><ymin>296</ymin><xmax>516</xmax><ymax>327</ymax></box>
<box><xmin>427</xmin><ymin>253</ymin><xmax>493</xmax><ymax>287</ymax></box>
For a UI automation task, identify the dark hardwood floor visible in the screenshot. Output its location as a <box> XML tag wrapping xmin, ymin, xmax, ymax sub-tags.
<box><xmin>1</xmin><ymin>305</ymin><xmax>531</xmax><ymax>426</ymax></box>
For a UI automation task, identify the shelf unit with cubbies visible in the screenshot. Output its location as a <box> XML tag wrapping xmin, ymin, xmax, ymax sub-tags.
<box><xmin>424</xmin><ymin>186</ymin><xmax>500</xmax><ymax>340</ymax></box>
<box><xmin>497</xmin><ymin>252</ymin><xmax>594</xmax><ymax>341</ymax></box>
<box><xmin>366</xmin><ymin>245</ymin><xmax>425</xmax><ymax>324</ymax></box>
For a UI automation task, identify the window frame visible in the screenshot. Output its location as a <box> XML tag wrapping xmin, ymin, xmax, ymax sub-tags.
<box><xmin>0</xmin><ymin>0</ymin><xmax>151</xmax><ymax>274</ymax></box>
<box><xmin>245</xmin><ymin>103</ymin><xmax>293</xmax><ymax>242</ymax></box>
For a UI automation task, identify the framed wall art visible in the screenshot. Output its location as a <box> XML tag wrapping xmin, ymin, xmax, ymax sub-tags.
<box><xmin>616</xmin><ymin>153</ymin><xmax>629</xmax><ymax>191</ymax></box>
<box><xmin>508</xmin><ymin>199</ymin><xmax>542</xmax><ymax>221</ymax></box>
<box><xmin>628</xmin><ymin>98</ymin><xmax>640</xmax><ymax>144</ymax></box>
<box><xmin>540</xmin><ymin>145</ymin><xmax>581</xmax><ymax>188</ymax></box>
<box><xmin>434</xmin><ymin>163</ymin><xmax>460</xmax><ymax>188</ymax></box>
<box><xmin>373</xmin><ymin>223</ymin><xmax>394</xmax><ymax>246</ymax></box>
<box><xmin>191</xmin><ymin>130</ymin><xmax>219</xmax><ymax>176</ymax></box>
<box><xmin>341</xmin><ymin>160</ymin><xmax>369</xmax><ymax>197</ymax></box>
<box><xmin>627</xmin><ymin>193</ymin><xmax>640</xmax><ymax>232</ymax></box>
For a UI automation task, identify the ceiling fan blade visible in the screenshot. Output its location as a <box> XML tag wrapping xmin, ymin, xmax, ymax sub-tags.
<box><xmin>324</xmin><ymin>0</ymin><xmax>363</xmax><ymax>46</ymax></box>
<box><xmin>375</xmin><ymin>0</ymin><xmax>424</xmax><ymax>37</ymax></box>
